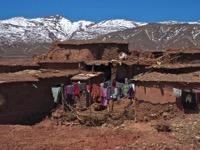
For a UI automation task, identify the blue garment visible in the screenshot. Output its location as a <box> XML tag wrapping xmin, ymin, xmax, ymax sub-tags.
<box><xmin>127</xmin><ymin>84</ymin><xmax>134</xmax><ymax>99</ymax></box>
<box><xmin>112</xmin><ymin>87</ymin><xmax>118</xmax><ymax>99</ymax></box>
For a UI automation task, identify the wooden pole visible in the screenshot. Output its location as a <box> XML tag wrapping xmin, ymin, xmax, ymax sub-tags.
<box><xmin>61</xmin><ymin>84</ymin><xmax>65</xmax><ymax>110</ymax></box>
<box><xmin>89</xmin><ymin>78</ymin><xmax>92</xmax><ymax>124</ymax></box>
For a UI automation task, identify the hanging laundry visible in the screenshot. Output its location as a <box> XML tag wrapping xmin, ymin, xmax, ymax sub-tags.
<box><xmin>132</xmin><ymin>83</ymin><xmax>135</xmax><ymax>92</ymax></box>
<box><xmin>86</xmin><ymin>84</ymin><xmax>92</xmax><ymax>93</ymax></box>
<box><xmin>173</xmin><ymin>88</ymin><xmax>182</xmax><ymax>97</ymax></box>
<box><xmin>51</xmin><ymin>87</ymin><xmax>61</xmax><ymax>103</ymax></box>
<box><xmin>65</xmin><ymin>85</ymin><xmax>73</xmax><ymax>95</ymax></box>
<box><xmin>112</xmin><ymin>79</ymin><xmax>116</xmax><ymax>87</ymax></box>
<box><xmin>107</xmin><ymin>86</ymin><xmax>112</xmax><ymax>100</ymax></box>
<box><xmin>73</xmin><ymin>83</ymin><xmax>80</xmax><ymax>97</ymax></box>
<box><xmin>111</xmin><ymin>87</ymin><xmax>118</xmax><ymax>100</ymax></box>
<box><xmin>91</xmin><ymin>84</ymin><xmax>101</xmax><ymax>102</ymax></box>
<box><xmin>116</xmin><ymin>82</ymin><xmax>123</xmax><ymax>88</ymax></box>
<box><xmin>122</xmin><ymin>83</ymin><xmax>129</xmax><ymax>97</ymax></box>
<box><xmin>103</xmin><ymin>81</ymin><xmax>110</xmax><ymax>88</ymax></box>
<box><xmin>79</xmin><ymin>83</ymin><xmax>86</xmax><ymax>92</ymax></box>
<box><xmin>100</xmin><ymin>83</ymin><xmax>104</xmax><ymax>88</ymax></box>
<box><xmin>100</xmin><ymin>87</ymin><xmax>108</xmax><ymax>106</ymax></box>
<box><xmin>127</xmin><ymin>84</ymin><xmax>134</xmax><ymax>100</ymax></box>
<box><xmin>64</xmin><ymin>85</ymin><xmax>75</xmax><ymax>109</ymax></box>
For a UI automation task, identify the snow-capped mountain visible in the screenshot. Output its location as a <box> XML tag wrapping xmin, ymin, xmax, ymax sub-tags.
<box><xmin>0</xmin><ymin>16</ymin><xmax>200</xmax><ymax>57</ymax></box>
<box><xmin>71</xmin><ymin>19</ymin><xmax>147</xmax><ymax>40</ymax></box>
<box><xmin>159</xmin><ymin>20</ymin><xmax>200</xmax><ymax>25</ymax></box>
<box><xmin>0</xmin><ymin>16</ymin><xmax>144</xmax><ymax>43</ymax></box>
<box><xmin>0</xmin><ymin>16</ymin><xmax>146</xmax><ymax>57</ymax></box>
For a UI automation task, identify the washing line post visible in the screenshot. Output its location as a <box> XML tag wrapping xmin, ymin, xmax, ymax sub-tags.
<box><xmin>88</xmin><ymin>77</ymin><xmax>92</xmax><ymax>123</ymax></box>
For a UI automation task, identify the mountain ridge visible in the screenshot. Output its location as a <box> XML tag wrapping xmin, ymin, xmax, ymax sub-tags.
<box><xmin>0</xmin><ymin>15</ymin><xmax>200</xmax><ymax>57</ymax></box>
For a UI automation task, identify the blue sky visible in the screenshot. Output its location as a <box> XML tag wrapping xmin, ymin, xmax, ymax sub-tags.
<box><xmin>0</xmin><ymin>0</ymin><xmax>199</xmax><ymax>22</ymax></box>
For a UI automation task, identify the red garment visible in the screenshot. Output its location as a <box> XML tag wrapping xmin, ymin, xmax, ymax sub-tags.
<box><xmin>86</xmin><ymin>85</ymin><xmax>92</xmax><ymax>93</ymax></box>
<box><xmin>73</xmin><ymin>83</ymin><xmax>80</xmax><ymax>96</ymax></box>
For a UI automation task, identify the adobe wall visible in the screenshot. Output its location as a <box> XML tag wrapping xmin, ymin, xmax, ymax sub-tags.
<box><xmin>152</xmin><ymin>67</ymin><xmax>200</xmax><ymax>74</ymax></box>
<box><xmin>135</xmin><ymin>85</ymin><xmax>176</xmax><ymax>104</ymax></box>
<box><xmin>0</xmin><ymin>77</ymin><xmax>70</xmax><ymax>124</ymax></box>
<box><xmin>0</xmin><ymin>65</ymin><xmax>40</xmax><ymax>73</ymax></box>
<box><xmin>38</xmin><ymin>62</ymin><xmax>84</xmax><ymax>70</ymax></box>
<box><xmin>170</xmin><ymin>53</ymin><xmax>200</xmax><ymax>64</ymax></box>
<box><xmin>43</xmin><ymin>43</ymin><xmax>128</xmax><ymax>61</ymax></box>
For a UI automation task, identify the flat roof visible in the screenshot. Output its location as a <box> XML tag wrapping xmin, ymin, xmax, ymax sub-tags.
<box><xmin>0</xmin><ymin>58</ymin><xmax>39</xmax><ymax>67</ymax></box>
<box><xmin>85</xmin><ymin>60</ymin><xmax>110</xmax><ymax>66</ymax></box>
<box><xmin>128</xmin><ymin>47</ymin><xmax>200</xmax><ymax>53</ymax></box>
<box><xmin>71</xmin><ymin>72</ymin><xmax>103</xmax><ymax>81</ymax></box>
<box><xmin>0</xmin><ymin>69</ymin><xmax>79</xmax><ymax>84</ymax></box>
<box><xmin>38</xmin><ymin>60</ymin><xmax>83</xmax><ymax>64</ymax></box>
<box><xmin>57</xmin><ymin>39</ymin><xmax>128</xmax><ymax>45</ymax></box>
<box><xmin>132</xmin><ymin>71</ymin><xmax>200</xmax><ymax>84</ymax></box>
<box><xmin>166</xmin><ymin>48</ymin><xmax>200</xmax><ymax>54</ymax></box>
<box><xmin>149</xmin><ymin>63</ymin><xmax>200</xmax><ymax>69</ymax></box>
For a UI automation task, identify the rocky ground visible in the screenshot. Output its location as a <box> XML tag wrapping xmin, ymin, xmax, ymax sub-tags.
<box><xmin>0</xmin><ymin>99</ymin><xmax>199</xmax><ymax>150</ymax></box>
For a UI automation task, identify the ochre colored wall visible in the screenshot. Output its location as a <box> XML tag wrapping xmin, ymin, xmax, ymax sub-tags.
<box><xmin>0</xmin><ymin>81</ymin><xmax>54</xmax><ymax>124</ymax></box>
<box><xmin>0</xmin><ymin>77</ymin><xmax>70</xmax><ymax>124</ymax></box>
<box><xmin>44</xmin><ymin>44</ymin><xmax>128</xmax><ymax>61</ymax></box>
<box><xmin>135</xmin><ymin>85</ymin><xmax>176</xmax><ymax>104</ymax></box>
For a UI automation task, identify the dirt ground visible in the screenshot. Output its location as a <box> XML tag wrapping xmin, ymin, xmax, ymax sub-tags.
<box><xmin>0</xmin><ymin>113</ymin><xmax>199</xmax><ymax>150</ymax></box>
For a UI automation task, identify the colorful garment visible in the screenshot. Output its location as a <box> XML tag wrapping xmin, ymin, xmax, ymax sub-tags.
<box><xmin>91</xmin><ymin>84</ymin><xmax>101</xmax><ymax>102</ymax></box>
<box><xmin>122</xmin><ymin>83</ymin><xmax>129</xmax><ymax>97</ymax></box>
<box><xmin>65</xmin><ymin>85</ymin><xmax>73</xmax><ymax>95</ymax></box>
<box><xmin>73</xmin><ymin>83</ymin><xmax>80</xmax><ymax>97</ymax></box>
<box><xmin>79</xmin><ymin>83</ymin><xmax>86</xmax><ymax>92</ymax></box>
<box><xmin>101</xmin><ymin>87</ymin><xmax>108</xmax><ymax>106</ymax></box>
<box><xmin>112</xmin><ymin>87</ymin><xmax>118</xmax><ymax>100</ymax></box>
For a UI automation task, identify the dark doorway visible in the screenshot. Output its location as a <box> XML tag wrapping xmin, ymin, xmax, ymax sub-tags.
<box><xmin>181</xmin><ymin>90</ymin><xmax>198</xmax><ymax>113</ymax></box>
<box><xmin>85</xmin><ymin>64</ymin><xmax>111</xmax><ymax>81</ymax></box>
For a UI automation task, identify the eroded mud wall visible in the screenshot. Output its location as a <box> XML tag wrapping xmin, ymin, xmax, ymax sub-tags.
<box><xmin>43</xmin><ymin>43</ymin><xmax>128</xmax><ymax>61</ymax></box>
<box><xmin>38</xmin><ymin>62</ymin><xmax>84</xmax><ymax>70</ymax></box>
<box><xmin>0</xmin><ymin>77</ymin><xmax>70</xmax><ymax>124</ymax></box>
<box><xmin>0</xmin><ymin>65</ymin><xmax>40</xmax><ymax>73</ymax></box>
<box><xmin>170</xmin><ymin>53</ymin><xmax>200</xmax><ymax>64</ymax></box>
<box><xmin>135</xmin><ymin>85</ymin><xmax>176</xmax><ymax>104</ymax></box>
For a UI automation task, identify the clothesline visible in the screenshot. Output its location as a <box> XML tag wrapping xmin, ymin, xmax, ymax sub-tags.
<box><xmin>62</xmin><ymin>80</ymin><xmax>135</xmax><ymax>110</ymax></box>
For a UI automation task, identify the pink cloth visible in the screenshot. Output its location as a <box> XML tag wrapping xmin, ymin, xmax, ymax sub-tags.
<box><xmin>101</xmin><ymin>97</ymin><xmax>108</xmax><ymax>106</ymax></box>
<box><xmin>101</xmin><ymin>87</ymin><xmax>108</xmax><ymax>106</ymax></box>
<box><xmin>65</xmin><ymin>85</ymin><xmax>72</xmax><ymax>95</ymax></box>
<box><xmin>100</xmin><ymin>87</ymin><xmax>107</xmax><ymax>98</ymax></box>
<box><xmin>86</xmin><ymin>85</ymin><xmax>92</xmax><ymax>93</ymax></box>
